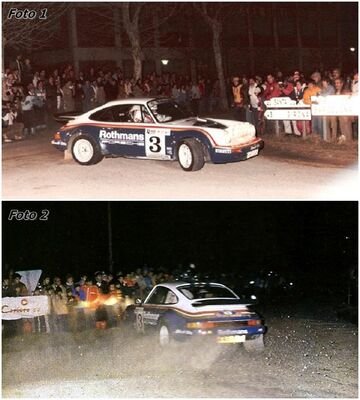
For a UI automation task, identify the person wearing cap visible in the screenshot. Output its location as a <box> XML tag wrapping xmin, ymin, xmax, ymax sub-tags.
<box><xmin>11</xmin><ymin>273</ymin><xmax>28</xmax><ymax>296</ymax></box>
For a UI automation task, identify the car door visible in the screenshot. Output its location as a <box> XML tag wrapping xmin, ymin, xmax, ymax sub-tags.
<box><xmin>89</xmin><ymin>104</ymin><xmax>148</xmax><ymax>158</ymax></box>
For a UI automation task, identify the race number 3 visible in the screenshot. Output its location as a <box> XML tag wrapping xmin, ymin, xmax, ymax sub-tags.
<box><xmin>145</xmin><ymin>128</ymin><xmax>170</xmax><ymax>158</ymax></box>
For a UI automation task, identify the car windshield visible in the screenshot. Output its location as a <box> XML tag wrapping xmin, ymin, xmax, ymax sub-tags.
<box><xmin>178</xmin><ymin>284</ymin><xmax>237</xmax><ymax>300</ymax></box>
<box><xmin>147</xmin><ymin>99</ymin><xmax>192</xmax><ymax>123</ymax></box>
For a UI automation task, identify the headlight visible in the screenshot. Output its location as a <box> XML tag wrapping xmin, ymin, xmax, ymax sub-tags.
<box><xmin>54</xmin><ymin>132</ymin><xmax>61</xmax><ymax>140</ymax></box>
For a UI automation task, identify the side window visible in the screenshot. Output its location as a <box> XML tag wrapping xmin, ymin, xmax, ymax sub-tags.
<box><xmin>146</xmin><ymin>286</ymin><xmax>173</xmax><ymax>305</ymax></box>
<box><xmin>90</xmin><ymin>107</ymin><xmax>116</xmax><ymax>122</ymax></box>
<box><xmin>90</xmin><ymin>105</ymin><xmax>133</xmax><ymax>123</ymax></box>
<box><xmin>164</xmin><ymin>290</ymin><xmax>178</xmax><ymax>305</ymax></box>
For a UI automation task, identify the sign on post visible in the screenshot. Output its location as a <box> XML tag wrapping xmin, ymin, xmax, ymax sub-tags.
<box><xmin>264</xmin><ymin>97</ymin><xmax>311</xmax><ymax>137</ymax></box>
<box><xmin>264</xmin><ymin>109</ymin><xmax>311</xmax><ymax>120</ymax></box>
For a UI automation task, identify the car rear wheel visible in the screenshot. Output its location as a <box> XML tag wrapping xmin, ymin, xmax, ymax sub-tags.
<box><xmin>243</xmin><ymin>334</ymin><xmax>264</xmax><ymax>352</ymax></box>
<box><xmin>71</xmin><ymin>135</ymin><xmax>104</xmax><ymax>165</ymax></box>
<box><xmin>159</xmin><ymin>323</ymin><xmax>172</xmax><ymax>347</ymax></box>
<box><xmin>177</xmin><ymin>138</ymin><xmax>205</xmax><ymax>171</ymax></box>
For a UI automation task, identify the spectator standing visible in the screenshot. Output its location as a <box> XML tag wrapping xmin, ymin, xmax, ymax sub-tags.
<box><xmin>56</xmin><ymin>82</ymin><xmax>64</xmax><ymax>112</ymax></box>
<box><xmin>334</xmin><ymin>78</ymin><xmax>353</xmax><ymax>143</ymax></box>
<box><xmin>11</xmin><ymin>273</ymin><xmax>28</xmax><ymax>296</ymax></box>
<box><xmin>303</xmin><ymin>80</ymin><xmax>321</xmax><ymax>136</ymax></box>
<box><xmin>279</xmin><ymin>77</ymin><xmax>297</xmax><ymax>135</ymax></box>
<box><xmin>248</xmin><ymin>76</ymin><xmax>262</xmax><ymax>132</ymax></box>
<box><xmin>320</xmin><ymin>77</ymin><xmax>337</xmax><ymax>141</ymax></box>
<box><xmin>51</xmin><ymin>287</ymin><xmax>69</xmax><ymax>332</ymax></box>
<box><xmin>34</xmin><ymin>80</ymin><xmax>47</xmax><ymax>129</ymax></box>
<box><xmin>62</xmin><ymin>80</ymin><xmax>75</xmax><ymax>111</ymax></box>
<box><xmin>262</xmin><ymin>73</ymin><xmax>282</xmax><ymax>134</ymax></box>
<box><xmin>21</xmin><ymin>84</ymin><xmax>37</xmax><ymax>136</ymax></box>
<box><xmin>231</xmin><ymin>76</ymin><xmax>248</xmax><ymax>122</ymax></box>
<box><xmin>82</xmin><ymin>80</ymin><xmax>95</xmax><ymax>111</ymax></box>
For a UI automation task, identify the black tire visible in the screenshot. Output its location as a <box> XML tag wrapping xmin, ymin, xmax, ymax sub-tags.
<box><xmin>243</xmin><ymin>334</ymin><xmax>265</xmax><ymax>352</ymax></box>
<box><xmin>177</xmin><ymin>138</ymin><xmax>205</xmax><ymax>171</ymax></box>
<box><xmin>71</xmin><ymin>135</ymin><xmax>104</xmax><ymax>165</ymax></box>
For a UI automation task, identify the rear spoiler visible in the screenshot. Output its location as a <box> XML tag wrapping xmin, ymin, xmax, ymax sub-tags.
<box><xmin>53</xmin><ymin>111</ymin><xmax>82</xmax><ymax>123</ymax></box>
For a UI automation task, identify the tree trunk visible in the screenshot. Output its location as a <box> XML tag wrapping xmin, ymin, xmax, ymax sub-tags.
<box><xmin>246</xmin><ymin>6</ymin><xmax>255</xmax><ymax>75</ymax></box>
<box><xmin>127</xmin><ymin>30</ymin><xmax>143</xmax><ymax>81</ymax></box>
<box><xmin>272</xmin><ymin>4</ymin><xmax>279</xmax><ymax>69</ymax></box>
<box><xmin>212</xmin><ymin>23</ymin><xmax>228</xmax><ymax>110</ymax></box>
<box><xmin>121</xmin><ymin>3</ymin><xmax>143</xmax><ymax>81</ymax></box>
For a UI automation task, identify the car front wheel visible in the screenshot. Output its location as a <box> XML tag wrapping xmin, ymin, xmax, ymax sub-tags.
<box><xmin>177</xmin><ymin>138</ymin><xmax>205</xmax><ymax>171</ymax></box>
<box><xmin>71</xmin><ymin>135</ymin><xmax>104</xmax><ymax>165</ymax></box>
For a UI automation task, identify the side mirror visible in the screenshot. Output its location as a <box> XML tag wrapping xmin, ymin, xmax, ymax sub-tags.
<box><xmin>135</xmin><ymin>298</ymin><xmax>142</xmax><ymax>305</ymax></box>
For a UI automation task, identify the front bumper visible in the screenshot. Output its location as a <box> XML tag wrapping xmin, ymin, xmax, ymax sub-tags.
<box><xmin>51</xmin><ymin>139</ymin><xmax>67</xmax><ymax>151</ymax></box>
<box><xmin>211</xmin><ymin>138</ymin><xmax>264</xmax><ymax>164</ymax></box>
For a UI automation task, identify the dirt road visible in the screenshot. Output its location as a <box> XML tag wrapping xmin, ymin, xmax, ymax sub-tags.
<box><xmin>3</xmin><ymin>304</ymin><xmax>357</xmax><ymax>398</ymax></box>
<box><xmin>2</xmin><ymin>133</ymin><xmax>358</xmax><ymax>200</ymax></box>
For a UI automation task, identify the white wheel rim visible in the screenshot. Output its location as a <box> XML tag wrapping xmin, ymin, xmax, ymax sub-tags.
<box><xmin>178</xmin><ymin>143</ymin><xmax>192</xmax><ymax>169</ymax></box>
<box><xmin>159</xmin><ymin>325</ymin><xmax>170</xmax><ymax>346</ymax></box>
<box><xmin>73</xmin><ymin>139</ymin><xmax>94</xmax><ymax>163</ymax></box>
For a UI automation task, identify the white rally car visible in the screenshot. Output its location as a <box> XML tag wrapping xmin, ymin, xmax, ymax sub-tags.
<box><xmin>52</xmin><ymin>97</ymin><xmax>264</xmax><ymax>171</ymax></box>
<box><xmin>124</xmin><ymin>281</ymin><xmax>266</xmax><ymax>351</ymax></box>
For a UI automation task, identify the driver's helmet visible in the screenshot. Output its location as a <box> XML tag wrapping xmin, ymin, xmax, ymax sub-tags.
<box><xmin>129</xmin><ymin>105</ymin><xmax>142</xmax><ymax>123</ymax></box>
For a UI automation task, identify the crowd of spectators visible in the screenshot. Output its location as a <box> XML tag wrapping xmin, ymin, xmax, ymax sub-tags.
<box><xmin>2</xmin><ymin>54</ymin><xmax>358</xmax><ymax>143</ymax></box>
<box><xmin>2</xmin><ymin>267</ymin><xmax>183</xmax><ymax>335</ymax></box>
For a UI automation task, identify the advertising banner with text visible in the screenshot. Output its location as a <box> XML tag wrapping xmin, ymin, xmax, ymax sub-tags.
<box><xmin>2</xmin><ymin>296</ymin><xmax>49</xmax><ymax>320</ymax></box>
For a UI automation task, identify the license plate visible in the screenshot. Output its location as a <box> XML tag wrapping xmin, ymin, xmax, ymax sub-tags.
<box><xmin>217</xmin><ymin>335</ymin><xmax>246</xmax><ymax>344</ymax></box>
<box><xmin>246</xmin><ymin>149</ymin><xmax>259</xmax><ymax>159</ymax></box>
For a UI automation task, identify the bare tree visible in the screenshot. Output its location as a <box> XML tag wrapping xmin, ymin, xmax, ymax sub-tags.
<box><xmin>2</xmin><ymin>2</ymin><xmax>69</xmax><ymax>51</ymax></box>
<box><xmin>83</xmin><ymin>3</ymin><xmax>180</xmax><ymax>80</ymax></box>
<box><xmin>193</xmin><ymin>3</ymin><xmax>231</xmax><ymax>110</ymax></box>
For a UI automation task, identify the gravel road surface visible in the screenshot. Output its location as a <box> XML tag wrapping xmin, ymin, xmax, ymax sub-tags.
<box><xmin>3</xmin><ymin>304</ymin><xmax>357</xmax><ymax>398</ymax></box>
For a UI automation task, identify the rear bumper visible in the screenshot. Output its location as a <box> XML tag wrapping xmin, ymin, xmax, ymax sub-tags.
<box><xmin>173</xmin><ymin>324</ymin><xmax>265</xmax><ymax>341</ymax></box>
<box><xmin>211</xmin><ymin>138</ymin><xmax>264</xmax><ymax>163</ymax></box>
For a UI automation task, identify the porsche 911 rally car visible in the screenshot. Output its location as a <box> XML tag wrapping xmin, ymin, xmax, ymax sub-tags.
<box><xmin>51</xmin><ymin>98</ymin><xmax>264</xmax><ymax>171</ymax></box>
<box><xmin>124</xmin><ymin>281</ymin><xmax>266</xmax><ymax>351</ymax></box>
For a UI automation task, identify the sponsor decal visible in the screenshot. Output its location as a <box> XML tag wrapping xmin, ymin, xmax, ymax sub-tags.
<box><xmin>144</xmin><ymin>312</ymin><xmax>160</xmax><ymax>321</ymax></box>
<box><xmin>99</xmin><ymin>129</ymin><xmax>145</xmax><ymax>146</ymax></box>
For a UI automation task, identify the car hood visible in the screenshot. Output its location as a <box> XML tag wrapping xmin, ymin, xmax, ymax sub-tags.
<box><xmin>170</xmin><ymin>117</ymin><xmax>256</xmax><ymax>146</ymax></box>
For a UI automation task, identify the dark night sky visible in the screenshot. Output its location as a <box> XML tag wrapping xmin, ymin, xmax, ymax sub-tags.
<box><xmin>2</xmin><ymin>202</ymin><xmax>357</xmax><ymax>292</ymax></box>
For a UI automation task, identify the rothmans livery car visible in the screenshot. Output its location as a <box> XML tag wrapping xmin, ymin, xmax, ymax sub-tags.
<box><xmin>51</xmin><ymin>98</ymin><xmax>264</xmax><ymax>171</ymax></box>
<box><xmin>124</xmin><ymin>281</ymin><xmax>266</xmax><ymax>351</ymax></box>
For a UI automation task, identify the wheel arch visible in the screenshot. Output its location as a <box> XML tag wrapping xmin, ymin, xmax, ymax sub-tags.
<box><xmin>173</xmin><ymin>130</ymin><xmax>212</xmax><ymax>162</ymax></box>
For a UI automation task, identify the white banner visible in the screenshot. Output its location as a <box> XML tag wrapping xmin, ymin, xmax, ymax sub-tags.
<box><xmin>311</xmin><ymin>95</ymin><xmax>359</xmax><ymax>116</ymax></box>
<box><xmin>2</xmin><ymin>296</ymin><xmax>50</xmax><ymax>320</ymax></box>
